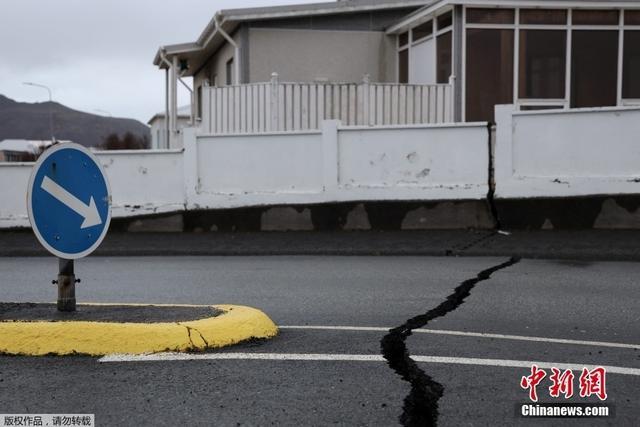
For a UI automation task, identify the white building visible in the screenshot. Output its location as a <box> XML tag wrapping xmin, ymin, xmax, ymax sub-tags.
<box><xmin>147</xmin><ymin>105</ymin><xmax>192</xmax><ymax>149</ymax></box>
<box><xmin>0</xmin><ymin>139</ymin><xmax>55</xmax><ymax>162</ymax></box>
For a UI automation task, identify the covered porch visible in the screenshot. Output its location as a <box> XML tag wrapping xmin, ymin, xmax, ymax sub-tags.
<box><xmin>388</xmin><ymin>0</ymin><xmax>640</xmax><ymax>122</ymax></box>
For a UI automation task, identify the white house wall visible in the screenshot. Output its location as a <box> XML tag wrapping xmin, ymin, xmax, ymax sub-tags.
<box><xmin>409</xmin><ymin>38</ymin><xmax>435</xmax><ymax>85</ymax></box>
<box><xmin>194</xmin><ymin>30</ymin><xmax>241</xmax><ymax>88</ymax></box>
<box><xmin>495</xmin><ymin>105</ymin><xmax>640</xmax><ymax>198</ymax></box>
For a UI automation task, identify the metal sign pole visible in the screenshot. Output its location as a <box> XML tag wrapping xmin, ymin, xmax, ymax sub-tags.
<box><xmin>56</xmin><ymin>258</ymin><xmax>76</xmax><ymax>312</ymax></box>
<box><xmin>27</xmin><ymin>143</ymin><xmax>111</xmax><ymax>314</ymax></box>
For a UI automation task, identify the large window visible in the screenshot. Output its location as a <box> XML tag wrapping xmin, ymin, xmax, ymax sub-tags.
<box><xmin>465</xmin><ymin>29</ymin><xmax>514</xmax><ymax>121</ymax></box>
<box><xmin>519</xmin><ymin>30</ymin><xmax>566</xmax><ymax>99</ymax></box>
<box><xmin>623</xmin><ymin>31</ymin><xmax>640</xmax><ymax>99</ymax></box>
<box><xmin>571</xmin><ymin>31</ymin><xmax>618</xmax><ymax>108</ymax></box>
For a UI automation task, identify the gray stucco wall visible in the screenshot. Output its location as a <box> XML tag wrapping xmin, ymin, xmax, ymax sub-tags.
<box><xmin>193</xmin><ymin>29</ymin><xmax>242</xmax><ymax>90</ymax></box>
<box><xmin>248</xmin><ymin>28</ymin><xmax>396</xmax><ymax>83</ymax></box>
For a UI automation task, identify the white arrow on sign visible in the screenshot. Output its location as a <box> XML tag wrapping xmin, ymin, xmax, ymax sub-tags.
<box><xmin>40</xmin><ymin>175</ymin><xmax>102</xmax><ymax>229</ymax></box>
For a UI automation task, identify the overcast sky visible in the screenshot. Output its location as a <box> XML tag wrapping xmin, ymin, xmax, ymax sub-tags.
<box><xmin>0</xmin><ymin>0</ymin><xmax>319</xmax><ymax>123</ymax></box>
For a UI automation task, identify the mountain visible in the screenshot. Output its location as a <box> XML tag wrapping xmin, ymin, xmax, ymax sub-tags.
<box><xmin>0</xmin><ymin>94</ymin><xmax>150</xmax><ymax>147</ymax></box>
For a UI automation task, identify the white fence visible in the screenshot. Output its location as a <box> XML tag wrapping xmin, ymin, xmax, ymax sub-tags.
<box><xmin>184</xmin><ymin>122</ymin><xmax>489</xmax><ymax>209</ymax></box>
<box><xmin>0</xmin><ymin>150</ymin><xmax>184</xmax><ymax>228</ymax></box>
<box><xmin>200</xmin><ymin>75</ymin><xmax>454</xmax><ymax>134</ymax></box>
<box><xmin>494</xmin><ymin>105</ymin><xmax>640</xmax><ymax>198</ymax></box>
<box><xmin>5</xmin><ymin>105</ymin><xmax>640</xmax><ymax>229</ymax></box>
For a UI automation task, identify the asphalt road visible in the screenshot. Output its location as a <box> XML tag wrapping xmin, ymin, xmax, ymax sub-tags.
<box><xmin>1</xmin><ymin>256</ymin><xmax>639</xmax><ymax>426</ymax></box>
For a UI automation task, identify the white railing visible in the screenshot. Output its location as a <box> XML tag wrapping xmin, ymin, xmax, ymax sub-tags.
<box><xmin>200</xmin><ymin>74</ymin><xmax>453</xmax><ymax>134</ymax></box>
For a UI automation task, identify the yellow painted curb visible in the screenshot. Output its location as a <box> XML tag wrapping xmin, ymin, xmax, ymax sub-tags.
<box><xmin>0</xmin><ymin>304</ymin><xmax>278</xmax><ymax>356</ymax></box>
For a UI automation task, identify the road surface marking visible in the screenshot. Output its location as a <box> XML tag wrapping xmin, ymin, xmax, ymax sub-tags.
<box><xmin>278</xmin><ymin>325</ymin><xmax>640</xmax><ymax>350</ymax></box>
<box><xmin>98</xmin><ymin>352</ymin><xmax>640</xmax><ymax>376</ymax></box>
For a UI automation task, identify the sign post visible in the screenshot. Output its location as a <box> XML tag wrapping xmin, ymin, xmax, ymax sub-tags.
<box><xmin>56</xmin><ymin>258</ymin><xmax>77</xmax><ymax>311</ymax></box>
<box><xmin>27</xmin><ymin>142</ymin><xmax>111</xmax><ymax>312</ymax></box>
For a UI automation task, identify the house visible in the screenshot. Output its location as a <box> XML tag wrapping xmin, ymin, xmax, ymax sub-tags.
<box><xmin>3</xmin><ymin>0</ymin><xmax>640</xmax><ymax>230</ymax></box>
<box><xmin>153</xmin><ymin>0</ymin><xmax>428</xmax><ymax>146</ymax></box>
<box><xmin>154</xmin><ymin>0</ymin><xmax>640</xmax><ymax>146</ymax></box>
<box><xmin>147</xmin><ymin>105</ymin><xmax>192</xmax><ymax>149</ymax></box>
<box><xmin>388</xmin><ymin>0</ymin><xmax>640</xmax><ymax>121</ymax></box>
<box><xmin>0</xmin><ymin>139</ymin><xmax>55</xmax><ymax>162</ymax></box>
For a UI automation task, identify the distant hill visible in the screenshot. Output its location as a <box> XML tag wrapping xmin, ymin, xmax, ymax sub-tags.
<box><xmin>0</xmin><ymin>95</ymin><xmax>150</xmax><ymax>148</ymax></box>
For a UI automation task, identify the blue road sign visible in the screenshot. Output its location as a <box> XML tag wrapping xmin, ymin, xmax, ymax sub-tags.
<box><xmin>27</xmin><ymin>142</ymin><xmax>111</xmax><ymax>259</ymax></box>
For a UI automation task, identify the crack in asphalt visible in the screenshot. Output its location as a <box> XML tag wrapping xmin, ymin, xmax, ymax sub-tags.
<box><xmin>380</xmin><ymin>256</ymin><xmax>521</xmax><ymax>426</ymax></box>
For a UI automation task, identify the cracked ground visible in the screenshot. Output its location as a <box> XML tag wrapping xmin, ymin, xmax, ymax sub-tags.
<box><xmin>1</xmin><ymin>255</ymin><xmax>638</xmax><ymax>426</ymax></box>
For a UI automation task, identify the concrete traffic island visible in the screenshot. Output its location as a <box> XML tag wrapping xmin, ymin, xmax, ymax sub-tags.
<box><xmin>0</xmin><ymin>302</ymin><xmax>278</xmax><ymax>356</ymax></box>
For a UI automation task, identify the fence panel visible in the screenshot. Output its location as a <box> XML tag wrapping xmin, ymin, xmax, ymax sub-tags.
<box><xmin>200</xmin><ymin>80</ymin><xmax>453</xmax><ymax>134</ymax></box>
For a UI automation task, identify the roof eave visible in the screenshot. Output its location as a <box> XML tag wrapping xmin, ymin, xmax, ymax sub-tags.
<box><xmin>153</xmin><ymin>43</ymin><xmax>203</xmax><ymax>68</ymax></box>
<box><xmin>387</xmin><ymin>0</ymin><xmax>640</xmax><ymax>34</ymax></box>
<box><xmin>194</xmin><ymin>1</ymin><xmax>430</xmax><ymax>49</ymax></box>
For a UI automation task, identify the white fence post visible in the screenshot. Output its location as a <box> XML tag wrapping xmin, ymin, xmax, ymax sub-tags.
<box><xmin>182</xmin><ymin>127</ymin><xmax>199</xmax><ymax>208</ymax></box>
<box><xmin>448</xmin><ymin>75</ymin><xmax>456</xmax><ymax>123</ymax></box>
<box><xmin>321</xmin><ymin>120</ymin><xmax>340</xmax><ymax>192</ymax></box>
<box><xmin>493</xmin><ymin>104</ymin><xmax>516</xmax><ymax>196</ymax></box>
<box><xmin>361</xmin><ymin>74</ymin><xmax>370</xmax><ymax>126</ymax></box>
<box><xmin>270</xmin><ymin>73</ymin><xmax>279</xmax><ymax>131</ymax></box>
<box><xmin>201</xmin><ymin>81</ymin><xmax>211</xmax><ymax>134</ymax></box>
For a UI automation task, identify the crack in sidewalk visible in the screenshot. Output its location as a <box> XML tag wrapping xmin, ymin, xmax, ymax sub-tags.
<box><xmin>380</xmin><ymin>256</ymin><xmax>521</xmax><ymax>426</ymax></box>
<box><xmin>177</xmin><ymin>323</ymin><xmax>210</xmax><ymax>349</ymax></box>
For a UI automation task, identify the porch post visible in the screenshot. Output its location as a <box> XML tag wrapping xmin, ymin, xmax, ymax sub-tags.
<box><xmin>165</xmin><ymin>68</ymin><xmax>170</xmax><ymax>148</ymax></box>
<box><xmin>270</xmin><ymin>72</ymin><xmax>279</xmax><ymax>131</ymax></box>
<box><xmin>235</xmin><ymin>47</ymin><xmax>241</xmax><ymax>84</ymax></box>
<box><xmin>171</xmin><ymin>56</ymin><xmax>179</xmax><ymax>146</ymax></box>
<box><xmin>453</xmin><ymin>5</ymin><xmax>464</xmax><ymax>122</ymax></box>
<box><xmin>202</xmin><ymin>80</ymin><xmax>211</xmax><ymax>134</ymax></box>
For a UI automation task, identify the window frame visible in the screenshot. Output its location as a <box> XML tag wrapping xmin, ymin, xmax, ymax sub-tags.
<box><xmin>461</xmin><ymin>6</ymin><xmax>640</xmax><ymax>120</ymax></box>
<box><xmin>411</xmin><ymin>19</ymin><xmax>434</xmax><ymax>44</ymax></box>
<box><xmin>397</xmin><ymin>6</ymin><xmax>454</xmax><ymax>85</ymax></box>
